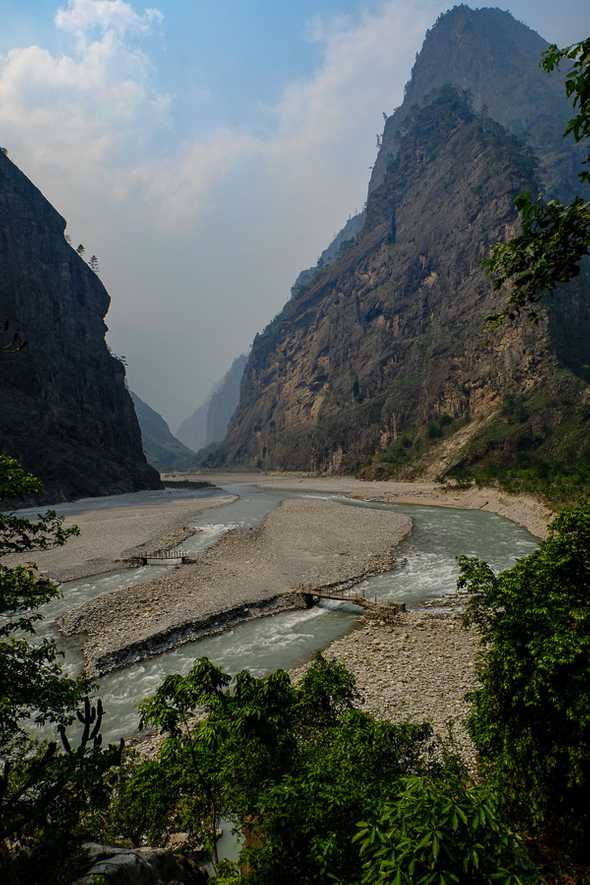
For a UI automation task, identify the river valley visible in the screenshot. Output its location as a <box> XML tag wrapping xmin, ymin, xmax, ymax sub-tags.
<box><xmin>19</xmin><ymin>476</ymin><xmax>540</xmax><ymax>744</ymax></box>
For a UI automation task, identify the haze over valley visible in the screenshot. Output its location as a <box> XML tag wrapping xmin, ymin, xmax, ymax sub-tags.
<box><xmin>1</xmin><ymin>2</ymin><xmax>590</xmax><ymax>882</ymax></box>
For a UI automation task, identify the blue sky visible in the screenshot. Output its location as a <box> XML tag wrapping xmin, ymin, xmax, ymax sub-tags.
<box><xmin>1</xmin><ymin>0</ymin><xmax>589</xmax><ymax>426</ymax></box>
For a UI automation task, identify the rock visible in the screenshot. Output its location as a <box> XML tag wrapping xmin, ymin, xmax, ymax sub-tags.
<box><xmin>0</xmin><ymin>151</ymin><xmax>161</xmax><ymax>502</ymax></box>
<box><xmin>223</xmin><ymin>7</ymin><xmax>590</xmax><ymax>480</ymax></box>
<box><xmin>131</xmin><ymin>392</ymin><xmax>199</xmax><ymax>471</ymax></box>
<box><xmin>177</xmin><ymin>354</ymin><xmax>248</xmax><ymax>453</ymax></box>
<box><xmin>73</xmin><ymin>843</ymin><xmax>207</xmax><ymax>884</ymax></box>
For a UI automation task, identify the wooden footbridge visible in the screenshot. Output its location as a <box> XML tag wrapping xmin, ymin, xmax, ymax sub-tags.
<box><xmin>130</xmin><ymin>547</ymin><xmax>196</xmax><ymax>566</ymax></box>
<box><xmin>301</xmin><ymin>584</ymin><xmax>406</xmax><ymax>618</ymax></box>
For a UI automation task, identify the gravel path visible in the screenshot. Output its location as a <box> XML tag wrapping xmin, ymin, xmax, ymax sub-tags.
<box><xmin>60</xmin><ymin>498</ymin><xmax>412</xmax><ymax>673</ymax></box>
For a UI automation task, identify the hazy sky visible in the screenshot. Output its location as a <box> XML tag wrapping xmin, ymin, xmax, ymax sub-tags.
<box><xmin>1</xmin><ymin>0</ymin><xmax>588</xmax><ymax>428</ymax></box>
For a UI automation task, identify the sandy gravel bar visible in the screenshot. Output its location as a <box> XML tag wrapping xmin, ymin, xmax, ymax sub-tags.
<box><xmin>4</xmin><ymin>495</ymin><xmax>236</xmax><ymax>582</ymax></box>
<box><xmin>168</xmin><ymin>472</ymin><xmax>551</xmax><ymax>540</ymax></box>
<box><xmin>293</xmin><ymin>607</ymin><xmax>480</xmax><ymax>768</ymax></box>
<box><xmin>60</xmin><ymin>498</ymin><xmax>412</xmax><ymax>673</ymax></box>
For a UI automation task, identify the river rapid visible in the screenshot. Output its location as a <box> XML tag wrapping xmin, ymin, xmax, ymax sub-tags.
<box><xmin>27</xmin><ymin>481</ymin><xmax>538</xmax><ymax>742</ymax></box>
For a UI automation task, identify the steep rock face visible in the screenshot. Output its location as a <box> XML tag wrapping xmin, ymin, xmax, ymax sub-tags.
<box><xmin>370</xmin><ymin>5</ymin><xmax>583</xmax><ymax>201</ymax></box>
<box><xmin>206</xmin><ymin>354</ymin><xmax>248</xmax><ymax>444</ymax></box>
<box><xmin>0</xmin><ymin>152</ymin><xmax>161</xmax><ymax>501</ymax></box>
<box><xmin>225</xmin><ymin>87</ymin><xmax>590</xmax><ymax>472</ymax></box>
<box><xmin>131</xmin><ymin>392</ymin><xmax>198</xmax><ymax>471</ymax></box>
<box><xmin>292</xmin><ymin>212</ymin><xmax>365</xmax><ymax>294</ymax></box>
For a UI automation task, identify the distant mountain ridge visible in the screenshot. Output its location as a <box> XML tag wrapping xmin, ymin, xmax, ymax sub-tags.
<box><xmin>224</xmin><ymin>6</ymin><xmax>590</xmax><ymax>493</ymax></box>
<box><xmin>0</xmin><ymin>150</ymin><xmax>160</xmax><ymax>501</ymax></box>
<box><xmin>131</xmin><ymin>392</ymin><xmax>199</xmax><ymax>471</ymax></box>
<box><xmin>177</xmin><ymin>354</ymin><xmax>248</xmax><ymax>452</ymax></box>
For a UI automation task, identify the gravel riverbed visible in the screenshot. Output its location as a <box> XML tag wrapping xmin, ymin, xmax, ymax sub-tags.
<box><xmin>292</xmin><ymin>605</ymin><xmax>480</xmax><ymax>767</ymax></box>
<box><xmin>4</xmin><ymin>494</ymin><xmax>237</xmax><ymax>582</ymax></box>
<box><xmin>60</xmin><ymin>498</ymin><xmax>412</xmax><ymax>673</ymax></box>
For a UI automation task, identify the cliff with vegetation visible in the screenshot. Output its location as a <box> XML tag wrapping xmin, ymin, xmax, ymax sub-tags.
<box><xmin>224</xmin><ymin>7</ymin><xmax>590</xmax><ymax>497</ymax></box>
<box><xmin>0</xmin><ymin>151</ymin><xmax>161</xmax><ymax>501</ymax></box>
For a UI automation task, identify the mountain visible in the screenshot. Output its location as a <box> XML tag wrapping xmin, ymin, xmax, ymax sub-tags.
<box><xmin>224</xmin><ymin>7</ymin><xmax>590</xmax><ymax>494</ymax></box>
<box><xmin>0</xmin><ymin>151</ymin><xmax>161</xmax><ymax>501</ymax></box>
<box><xmin>176</xmin><ymin>399</ymin><xmax>210</xmax><ymax>453</ymax></box>
<box><xmin>177</xmin><ymin>354</ymin><xmax>248</xmax><ymax>452</ymax></box>
<box><xmin>206</xmin><ymin>354</ymin><xmax>249</xmax><ymax>444</ymax></box>
<box><xmin>291</xmin><ymin>5</ymin><xmax>584</xmax><ymax>301</ymax></box>
<box><xmin>370</xmin><ymin>5</ymin><xmax>584</xmax><ymax>201</ymax></box>
<box><xmin>131</xmin><ymin>392</ymin><xmax>199</xmax><ymax>471</ymax></box>
<box><xmin>292</xmin><ymin>213</ymin><xmax>365</xmax><ymax>295</ymax></box>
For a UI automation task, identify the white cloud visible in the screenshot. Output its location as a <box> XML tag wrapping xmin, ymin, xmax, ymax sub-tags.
<box><xmin>137</xmin><ymin>0</ymin><xmax>443</xmax><ymax>225</ymax></box>
<box><xmin>55</xmin><ymin>0</ymin><xmax>163</xmax><ymax>42</ymax></box>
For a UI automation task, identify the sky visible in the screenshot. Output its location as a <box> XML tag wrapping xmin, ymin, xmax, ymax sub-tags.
<box><xmin>1</xmin><ymin>0</ymin><xmax>589</xmax><ymax>429</ymax></box>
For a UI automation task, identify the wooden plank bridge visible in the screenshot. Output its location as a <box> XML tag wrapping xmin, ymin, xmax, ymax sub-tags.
<box><xmin>302</xmin><ymin>585</ymin><xmax>406</xmax><ymax>617</ymax></box>
<box><xmin>131</xmin><ymin>547</ymin><xmax>196</xmax><ymax>566</ymax></box>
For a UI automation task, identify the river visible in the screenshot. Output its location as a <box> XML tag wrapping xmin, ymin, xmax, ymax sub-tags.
<box><xmin>34</xmin><ymin>481</ymin><xmax>537</xmax><ymax>742</ymax></box>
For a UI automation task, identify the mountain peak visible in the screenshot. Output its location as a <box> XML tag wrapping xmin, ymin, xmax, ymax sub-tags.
<box><xmin>369</xmin><ymin>4</ymin><xmax>577</xmax><ymax>200</ymax></box>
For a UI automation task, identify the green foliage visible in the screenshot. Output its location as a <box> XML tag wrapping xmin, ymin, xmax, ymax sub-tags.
<box><xmin>447</xmin><ymin>381</ymin><xmax>590</xmax><ymax>502</ymax></box>
<box><xmin>460</xmin><ymin>504</ymin><xmax>590</xmax><ymax>856</ymax></box>
<box><xmin>544</xmin><ymin>38</ymin><xmax>590</xmax><ymax>184</ymax></box>
<box><xmin>485</xmin><ymin>38</ymin><xmax>590</xmax><ymax>319</ymax></box>
<box><xmin>0</xmin><ymin>456</ymin><xmax>86</xmax><ymax>749</ymax></box>
<box><xmin>355</xmin><ymin>775</ymin><xmax>539</xmax><ymax>884</ymax></box>
<box><xmin>108</xmin><ymin>654</ymin><xmax>541</xmax><ymax>884</ymax></box>
<box><xmin>243</xmin><ymin>713</ymin><xmax>438</xmax><ymax>884</ymax></box>
<box><xmin>484</xmin><ymin>192</ymin><xmax>590</xmax><ymax>320</ymax></box>
<box><xmin>366</xmin><ymin>415</ymin><xmax>461</xmax><ymax>481</ymax></box>
<box><xmin>0</xmin><ymin>456</ymin><xmax>124</xmax><ymax>883</ymax></box>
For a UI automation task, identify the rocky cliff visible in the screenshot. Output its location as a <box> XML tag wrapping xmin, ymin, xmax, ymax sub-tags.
<box><xmin>290</xmin><ymin>6</ymin><xmax>584</xmax><ymax>301</ymax></box>
<box><xmin>370</xmin><ymin>5</ymin><xmax>584</xmax><ymax>201</ymax></box>
<box><xmin>0</xmin><ymin>151</ymin><xmax>161</xmax><ymax>501</ymax></box>
<box><xmin>206</xmin><ymin>353</ymin><xmax>248</xmax><ymax>444</ymax></box>
<box><xmin>224</xmin><ymin>15</ymin><xmax>590</xmax><ymax>494</ymax></box>
<box><xmin>131</xmin><ymin>392</ymin><xmax>199</xmax><ymax>471</ymax></box>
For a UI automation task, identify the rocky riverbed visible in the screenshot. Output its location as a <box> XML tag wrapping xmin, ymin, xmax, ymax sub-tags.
<box><xmin>168</xmin><ymin>472</ymin><xmax>551</xmax><ymax>540</ymax></box>
<box><xmin>5</xmin><ymin>493</ymin><xmax>237</xmax><ymax>582</ymax></box>
<box><xmin>60</xmin><ymin>498</ymin><xmax>412</xmax><ymax>674</ymax></box>
<box><xmin>293</xmin><ymin>603</ymin><xmax>480</xmax><ymax>768</ymax></box>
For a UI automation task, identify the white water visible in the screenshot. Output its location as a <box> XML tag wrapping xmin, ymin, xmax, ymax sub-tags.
<box><xmin>23</xmin><ymin>482</ymin><xmax>538</xmax><ymax>745</ymax></box>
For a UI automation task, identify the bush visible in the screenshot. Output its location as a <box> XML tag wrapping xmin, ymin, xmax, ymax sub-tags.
<box><xmin>355</xmin><ymin>775</ymin><xmax>539</xmax><ymax>884</ymax></box>
<box><xmin>460</xmin><ymin>504</ymin><xmax>590</xmax><ymax>856</ymax></box>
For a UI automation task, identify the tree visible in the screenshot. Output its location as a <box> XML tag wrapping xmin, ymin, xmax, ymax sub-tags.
<box><xmin>459</xmin><ymin>504</ymin><xmax>590</xmax><ymax>856</ymax></box>
<box><xmin>110</xmin><ymin>654</ymin><xmax>539</xmax><ymax>884</ymax></box>
<box><xmin>0</xmin><ymin>456</ymin><xmax>123</xmax><ymax>883</ymax></box>
<box><xmin>484</xmin><ymin>38</ymin><xmax>590</xmax><ymax>320</ymax></box>
<box><xmin>89</xmin><ymin>255</ymin><xmax>99</xmax><ymax>274</ymax></box>
<box><xmin>76</xmin><ymin>243</ymin><xmax>85</xmax><ymax>258</ymax></box>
